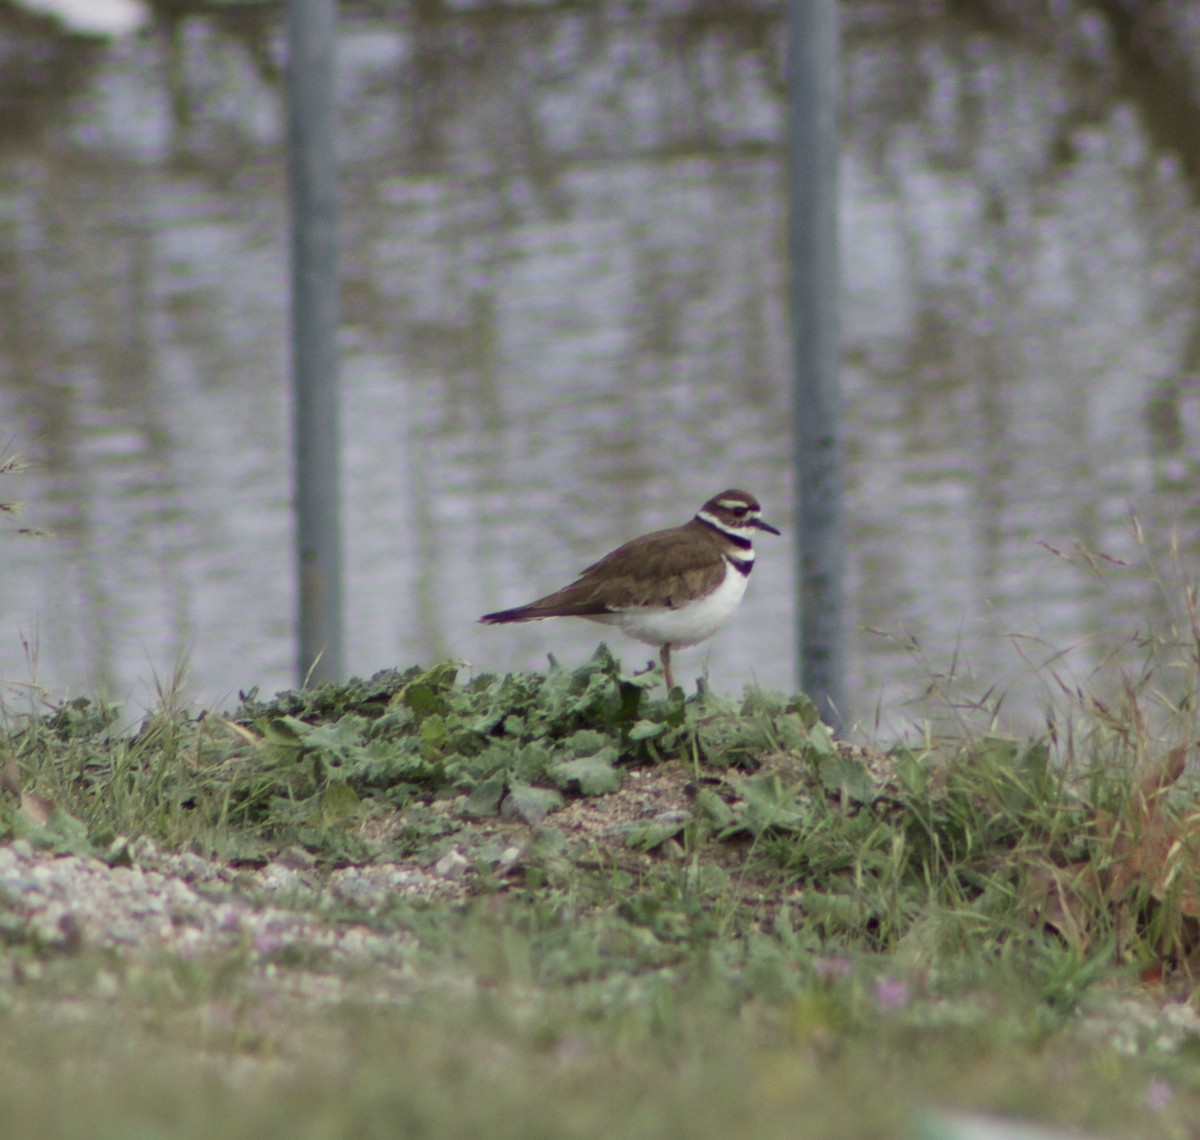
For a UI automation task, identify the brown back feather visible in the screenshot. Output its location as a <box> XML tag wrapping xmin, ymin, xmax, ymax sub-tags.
<box><xmin>520</xmin><ymin>519</ymin><xmax>729</xmax><ymax>614</ymax></box>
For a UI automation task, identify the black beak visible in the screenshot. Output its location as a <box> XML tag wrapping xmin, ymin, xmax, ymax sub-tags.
<box><xmin>753</xmin><ymin>517</ymin><xmax>781</xmax><ymax>536</ymax></box>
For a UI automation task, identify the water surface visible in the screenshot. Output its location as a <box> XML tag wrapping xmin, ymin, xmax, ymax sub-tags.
<box><xmin>1</xmin><ymin>1</ymin><xmax>1198</xmax><ymax>735</ymax></box>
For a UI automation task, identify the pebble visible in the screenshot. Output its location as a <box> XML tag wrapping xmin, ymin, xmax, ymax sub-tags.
<box><xmin>434</xmin><ymin>849</ymin><xmax>469</xmax><ymax>880</ymax></box>
<box><xmin>0</xmin><ymin>844</ymin><xmax>470</xmax><ymax>962</ymax></box>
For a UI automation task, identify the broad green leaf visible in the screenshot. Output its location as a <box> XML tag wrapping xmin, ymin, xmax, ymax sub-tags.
<box><xmin>628</xmin><ymin>719</ymin><xmax>666</xmax><ymax>742</ymax></box>
<box><xmin>695</xmin><ymin>786</ymin><xmax>734</xmax><ymax>827</ymax></box>
<box><xmin>549</xmin><ymin>749</ymin><xmax>621</xmax><ymax>795</ymax></box>
<box><xmin>256</xmin><ymin>716</ymin><xmax>306</xmax><ymax>748</ymax></box>
<box><xmin>504</xmin><ymin>782</ymin><xmax>564</xmax><ymax>824</ymax></box>
<box><xmin>562</xmin><ymin>729</ymin><xmax>610</xmax><ymax>757</ymax></box>
<box><xmin>27</xmin><ymin>806</ymin><xmax>96</xmax><ymax>858</ymax></box>
<box><xmin>816</xmin><ymin>756</ymin><xmax>876</xmax><ymax>806</ymax></box>
<box><xmin>420</xmin><ymin>713</ymin><xmax>447</xmax><ymax>752</ymax></box>
<box><xmin>738</xmin><ymin>775</ymin><xmax>805</xmax><ymax>834</ymax></box>
<box><xmin>464</xmin><ymin>774</ymin><xmax>506</xmax><ymax>817</ymax></box>
<box><xmin>617</xmin><ymin>817</ymin><xmax>686</xmax><ymax>850</ymax></box>
<box><xmin>315</xmin><ymin>780</ymin><xmax>362</xmax><ymax>826</ymax></box>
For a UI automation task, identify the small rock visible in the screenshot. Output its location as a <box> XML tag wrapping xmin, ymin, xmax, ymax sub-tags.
<box><xmin>172</xmin><ymin>852</ymin><xmax>214</xmax><ymax>882</ymax></box>
<box><xmin>330</xmin><ymin>872</ymin><xmax>386</xmax><ymax>909</ymax></box>
<box><xmin>434</xmin><ymin>849</ymin><xmax>469</xmax><ymax>880</ymax></box>
<box><xmin>277</xmin><ymin>845</ymin><xmax>318</xmax><ymax>870</ymax></box>
<box><xmin>0</xmin><ymin>875</ymin><xmax>43</xmax><ymax>900</ymax></box>
<box><xmin>258</xmin><ymin>864</ymin><xmax>304</xmax><ymax>894</ymax></box>
<box><xmin>493</xmin><ymin>846</ymin><xmax>524</xmax><ymax>875</ymax></box>
<box><xmin>129</xmin><ymin>836</ymin><xmax>158</xmax><ymax>864</ymax></box>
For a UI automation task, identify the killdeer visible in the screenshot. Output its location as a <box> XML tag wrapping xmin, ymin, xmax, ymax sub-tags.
<box><xmin>479</xmin><ymin>489</ymin><xmax>780</xmax><ymax>690</ymax></box>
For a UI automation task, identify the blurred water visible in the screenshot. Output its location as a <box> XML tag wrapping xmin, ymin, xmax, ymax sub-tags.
<box><xmin>0</xmin><ymin>1</ymin><xmax>1198</xmax><ymax>735</ymax></box>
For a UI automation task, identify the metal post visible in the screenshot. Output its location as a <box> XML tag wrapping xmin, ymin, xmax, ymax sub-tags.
<box><xmin>287</xmin><ymin>0</ymin><xmax>344</xmax><ymax>684</ymax></box>
<box><xmin>787</xmin><ymin>0</ymin><xmax>845</xmax><ymax>730</ymax></box>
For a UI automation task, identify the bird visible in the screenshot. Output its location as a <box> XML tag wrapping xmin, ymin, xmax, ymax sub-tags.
<box><xmin>479</xmin><ymin>489</ymin><xmax>780</xmax><ymax>690</ymax></box>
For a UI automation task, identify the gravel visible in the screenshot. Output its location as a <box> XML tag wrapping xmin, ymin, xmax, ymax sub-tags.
<box><xmin>0</xmin><ymin>837</ymin><xmax>469</xmax><ymax>964</ymax></box>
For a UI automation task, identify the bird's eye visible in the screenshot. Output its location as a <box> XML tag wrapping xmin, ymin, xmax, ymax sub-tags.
<box><xmin>732</xmin><ymin>506</ymin><xmax>748</xmax><ymax>517</ymax></box>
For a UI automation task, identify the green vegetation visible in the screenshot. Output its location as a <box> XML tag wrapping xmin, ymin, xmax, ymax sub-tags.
<box><xmin>1</xmin><ymin>646</ymin><xmax>1199</xmax><ymax>1138</ymax></box>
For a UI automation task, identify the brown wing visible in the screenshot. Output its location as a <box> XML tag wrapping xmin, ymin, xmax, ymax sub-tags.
<box><xmin>524</xmin><ymin>523</ymin><xmax>726</xmax><ymax>614</ymax></box>
<box><xmin>479</xmin><ymin>521</ymin><xmax>731</xmax><ymax>624</ymax></box>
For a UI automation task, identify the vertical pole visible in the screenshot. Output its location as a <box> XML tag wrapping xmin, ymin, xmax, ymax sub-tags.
<box><xmin>787</xmin><ymin>0</ymin><xmax>845</xmax><ymax>730</ymax></box>
<box><xmin>287</xmin><ymin>0</ymin><xmax>344</xmax><ymax>684</ymax></box>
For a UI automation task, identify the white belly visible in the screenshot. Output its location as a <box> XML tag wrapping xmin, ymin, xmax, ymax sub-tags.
<box><xmin>589</xmin><ymin>563</ymin><xmax>749</xmax><ymax>649</ymax></box>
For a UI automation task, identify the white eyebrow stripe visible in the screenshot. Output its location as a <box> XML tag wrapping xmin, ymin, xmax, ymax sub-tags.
<box><xmin>696</xmin><ymin>510</ymin><xmax>759</xmax><ymax>540</ymax></box>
